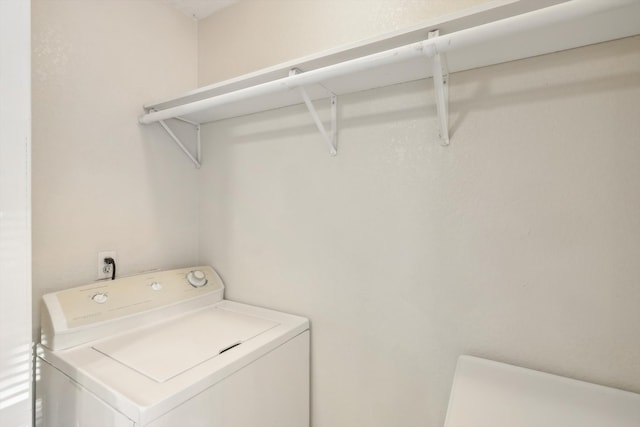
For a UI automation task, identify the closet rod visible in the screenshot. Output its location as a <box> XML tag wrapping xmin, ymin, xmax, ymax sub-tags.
<box><xmin>139</xmin><ymin>0</ymin><xmax>633</xmax><ymax>125</ymax></box>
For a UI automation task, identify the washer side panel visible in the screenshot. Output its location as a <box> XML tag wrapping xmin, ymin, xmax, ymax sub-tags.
<box><xmin>146</xmin><ymin>330</ymin><xmax>310</xmax><ymax>427</ymax></box>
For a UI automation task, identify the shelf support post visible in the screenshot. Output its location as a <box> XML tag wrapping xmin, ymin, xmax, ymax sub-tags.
<box><xmin>158</xmin><ymin>118</ymin><xmax>201</xmax><ymax>168</ymax></box>
<box><xmin>428</xmin><ymin>30</ymin><xmax>450</xmax><ymax>146</ymax></box>
<box><xmin>291</xmin><ymin>68</ymin><xmax>338</xmax><ymax>156</ymax></box>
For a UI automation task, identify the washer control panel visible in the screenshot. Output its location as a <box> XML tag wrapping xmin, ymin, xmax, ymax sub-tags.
<box><xmin>46</xmin><ymin>266</ymin><xmax>224</xmax><ymax>330</ymax></box>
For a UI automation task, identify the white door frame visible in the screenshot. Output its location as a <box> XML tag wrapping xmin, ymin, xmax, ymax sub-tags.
<box><xmin>0</xmin><ymin>0</ymin><xmax>33</xmax><ymax>426</ymax></box>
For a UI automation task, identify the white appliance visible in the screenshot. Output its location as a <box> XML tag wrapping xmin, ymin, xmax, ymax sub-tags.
<box><xmin>444</xmin><ymin>355</ymin><xmax>640</xmax><ymax>427</ymax></box>
<box><xmin>35</xmin><ymin>266</ymin><xmax>309</xmax><ymax>427</ymax></box>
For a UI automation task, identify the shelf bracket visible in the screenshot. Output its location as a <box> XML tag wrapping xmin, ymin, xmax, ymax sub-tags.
<box><xmin>290</xmin><ymin>68</ymin><xmax>338</xmax><ymax>156</ymax></box>
<box><xmin>428</xmin><ymin>30</ymin><xmax>450</xmax><ymax>146</ymax></box>
<box><xmin>157</xmin><ymin>117</ymin><xmax>201</xmax><ymax>168</ymax></box>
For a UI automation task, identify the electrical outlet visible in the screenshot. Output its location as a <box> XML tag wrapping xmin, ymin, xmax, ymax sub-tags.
<box><xmin>97</xmin><ymin>251</ymin><xmax>117</xmax><ymax>280</ymax></box>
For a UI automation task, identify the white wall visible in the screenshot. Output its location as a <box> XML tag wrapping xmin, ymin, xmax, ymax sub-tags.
<box><xmin>31</xmin><ymin>1</ymin><xmax>199</xmax><ymax>335</ymax></box>
<box><xmin>197</xmin><ymin>33</ymin><xmax>640</xmax><ymax>427</ymax></box>
<box><xmin>0</xmin><ymin>1</ymin><xmax>32</xmax><ymax>426</ymax></box>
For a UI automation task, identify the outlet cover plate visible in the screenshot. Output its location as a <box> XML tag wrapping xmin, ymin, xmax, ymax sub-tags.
<box><xmin>97</xmin><ymin>251</ymin><xmax>117</xmax><ymax>280</ymax></box>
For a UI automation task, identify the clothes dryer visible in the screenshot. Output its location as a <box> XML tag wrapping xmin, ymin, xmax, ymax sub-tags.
<box><xmin>444</xmin><ymin>355</ymin><xmax>640</xmax><ymax>427</ymax></box>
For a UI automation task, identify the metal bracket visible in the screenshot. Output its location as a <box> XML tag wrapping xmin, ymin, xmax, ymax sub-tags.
<box><xmin>157</xmin><ymin>117</ymin><xmax>201</xmax><ymax>168</ymax></box>
<box><xmin>428</xmin><ymin>30</ymin><xmax>450</xmax><ymax>146</ymax></box>
<box><xmin>290</xmin><ymin>68</ymin><xmax>338</xmax><ymax>156</ymax></box>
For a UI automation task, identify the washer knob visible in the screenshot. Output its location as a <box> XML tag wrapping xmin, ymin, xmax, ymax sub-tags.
<box><xmin>187</xmin><ymin>270</ymin><xmax>208</xmax><ymax>288</ymax></box>
<box><xmin>92</xmin><ymin>293</ymin><xmax>108</xmax><ymax>304</ymax></box>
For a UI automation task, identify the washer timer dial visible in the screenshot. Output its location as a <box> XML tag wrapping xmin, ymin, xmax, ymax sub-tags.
<box><xmin>186</xmin><ymin>270</ymin><xmax>208</xmax><ymax>288</ymax></box>
<box><xmin>91</xmin><ymin>293</ymin><xmax>108</xmax><ymax>304</ymax></box>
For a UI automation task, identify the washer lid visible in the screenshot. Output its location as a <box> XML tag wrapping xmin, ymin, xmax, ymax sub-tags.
<box><xmin>92</xmin><ymin>307</ymin><xmax>278</xmax><ymax>383</ymax></box>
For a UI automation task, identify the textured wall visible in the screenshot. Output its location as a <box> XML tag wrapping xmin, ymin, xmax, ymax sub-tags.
<box><xmin>198</xmin><ymin>36</ymin><xmax>640</xmax><ymax>426</ymax></box>
<box><xmin>31</xmin><ymin>0</ymin><xmax>199</xmax><ymax>335</ymax></box>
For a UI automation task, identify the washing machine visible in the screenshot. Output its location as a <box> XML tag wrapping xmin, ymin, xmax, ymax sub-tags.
<box><xmin>35</xmin><ymin>266</ymin><xmax>309</xmax><ymax>427</ymax></box>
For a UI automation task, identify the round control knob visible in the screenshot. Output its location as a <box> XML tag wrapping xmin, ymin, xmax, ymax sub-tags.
<box><xmin>150</xmin><ymin>282</ymin><xmax>163</xmax><ymax>291</ymax></box>
<box><xmin>92</xmin><ymin>293</ymin><xmax>108</xmax><ymax>304</ymax></box>
<box><xmin>187</xmin><ymin>270</ymin><xmax>208</xmax><ymax>288</ymax></box>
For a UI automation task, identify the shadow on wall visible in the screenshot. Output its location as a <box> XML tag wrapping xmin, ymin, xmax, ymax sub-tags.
<box><xmin>453</xmin><ymin>36</ymin><xmax>640</xmax><ymax>136</ymax></box>
<box><xmin>208</xmin><ymin>36</ymin><xmax>640</xmax><ymax>146</ymax></box>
